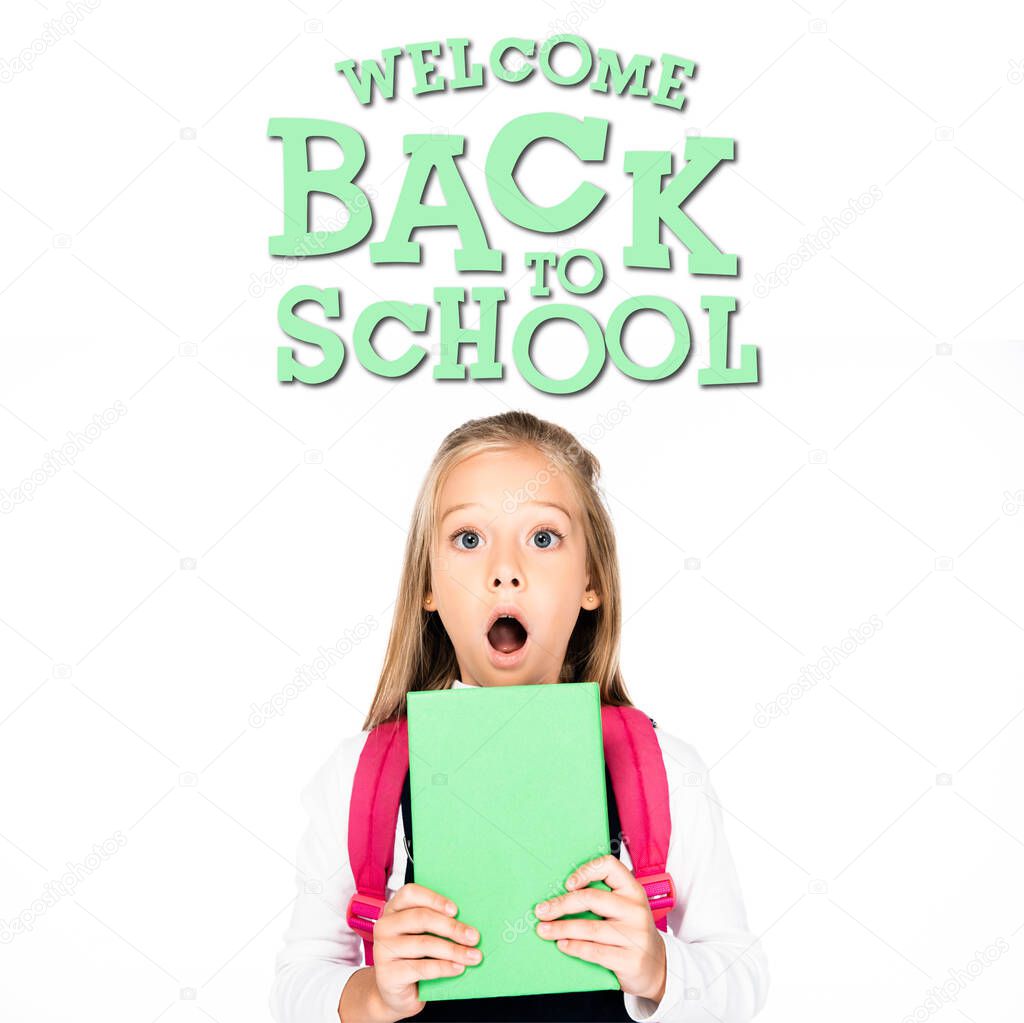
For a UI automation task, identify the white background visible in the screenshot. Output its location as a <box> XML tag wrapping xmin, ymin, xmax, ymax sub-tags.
<box><xmin>2</xmin><ymin>0</ymin><xmax>1023</xmax><ymax>1020</ymax></box>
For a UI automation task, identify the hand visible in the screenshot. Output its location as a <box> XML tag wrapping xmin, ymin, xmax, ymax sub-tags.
<box><xmin>533</xmin><ymin>854</ymin><xmax>667</xmax><ymax>1005</ymax></box>
<box><xmin>370</xmin><ymin>882</ymin><xmax>483</xmax><ymax>1020</ymax></box>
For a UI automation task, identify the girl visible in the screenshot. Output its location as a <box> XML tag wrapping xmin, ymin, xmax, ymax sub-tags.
<box><xmin>269</xmin><ymin>410</ymin><xmax>770</xmax><ymax>1023</ymax></box>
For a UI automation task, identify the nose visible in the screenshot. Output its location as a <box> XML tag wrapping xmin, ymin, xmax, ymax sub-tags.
<box><xmin>487</xmin><ymin>535</ymin><xmax>522</xmax><ymax>591</ymax></box>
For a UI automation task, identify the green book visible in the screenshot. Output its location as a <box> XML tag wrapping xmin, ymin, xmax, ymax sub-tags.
<box><xmin>406</xmin><ymin>681</ymin><xmax>617</xmax><ymax>1002</ymax></box>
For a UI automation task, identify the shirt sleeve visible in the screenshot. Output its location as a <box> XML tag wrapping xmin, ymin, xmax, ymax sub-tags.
<box><xmin>621</xmin><ymin>730</ymin><xmax>771</xmax><ymax>1023</ymax></box>
<box><xmin>268</xmin><ymin>732</ymin><xmax>370</xmax><ymax>1023</ymax></box>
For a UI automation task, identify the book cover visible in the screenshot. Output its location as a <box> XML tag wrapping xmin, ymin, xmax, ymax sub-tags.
<box><xmin>406</xmin><ymin>681</ymin><xmax>616</xmax><ymax>1001</ymax></box>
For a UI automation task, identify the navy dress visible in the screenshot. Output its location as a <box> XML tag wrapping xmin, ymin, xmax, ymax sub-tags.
<box><xmin>397</xmin><ymin>763</ymin><xmax>633</xmax><ymax>1022</ymax></box>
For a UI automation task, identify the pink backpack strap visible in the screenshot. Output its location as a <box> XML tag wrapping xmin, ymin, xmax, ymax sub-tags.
<box><xmin>601</xmin><ymin>704</ymin><xmax>676</xmax><ymax>932</ymax></box>
<box><xmin>345</xmin><ymin>716</ymin><xmax>408</xmax><ymax>967</ymax></box>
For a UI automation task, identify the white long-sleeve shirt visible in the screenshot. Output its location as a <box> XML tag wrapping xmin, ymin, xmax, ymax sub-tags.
<box><xmin>269</xmin><ymin>679</ymin><xmax>770</xmax><ymax>1022</ymax></box>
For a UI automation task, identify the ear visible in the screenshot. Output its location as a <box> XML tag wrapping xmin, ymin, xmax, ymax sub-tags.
<box><xmin>423</xmin><ymin>592</ymin><xmax>434</xmax><ymax>611</ymax></box>
<box><xmin>582</xmin><ymin>587</ymin><xmax>602</xmax><ymax>611</ymax></box>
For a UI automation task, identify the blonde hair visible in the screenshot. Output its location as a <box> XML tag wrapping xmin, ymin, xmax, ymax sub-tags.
<box><xmin>361</xmin><ymin>410</ymin><xmax>635</xmax><ymax>731</ymax></box>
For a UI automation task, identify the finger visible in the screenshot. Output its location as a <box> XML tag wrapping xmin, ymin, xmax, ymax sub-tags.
<box><xmin>377</xmin><ymin>932</ymin><xmax>484</xmax><ymax>967</ymax></box>
<box><xmin>534</xmin><ymin>887</ymin><xmax>643</xmax><ymax>924</ymax></box>
<box><xmin>389</xmin><ymin>957</ymin><xmax>467</xmax><ymax>987</ymax></box>
<box><xmin>537</xmin><ymin>916</ymin><xmax>635</xmax><ymax>949</ymax></box>
<box><xmin>554</xmin><ymin>936</ymin><xmax>630</xmax><ymax>971</ymax></box>
<box><xmin>377</xmin><ymin>907</ymin><xmax>479</xmax><ymax>953</ymax></box>
<box><xmin>385</xmin><ymin>882</ymin><xmax>458</xmax><ymax>917</ymax></box>
<box><xmin>566</xmin><ymin>854</ymin><xmax>647</xmax><ymax>899</ymax></box>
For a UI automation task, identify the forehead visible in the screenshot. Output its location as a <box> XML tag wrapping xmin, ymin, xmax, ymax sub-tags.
<box><xmin>437</xmin><ymin>447</ymin><xmax>580</xmax><ymax>519</ymax></box>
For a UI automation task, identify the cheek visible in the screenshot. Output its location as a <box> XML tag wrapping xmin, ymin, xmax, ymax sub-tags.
<box><xmin>534</xmin><ymin>576</ymin><xmax>582</xmax><ymax>627</ymax></box>
<box><xmin>436</xmin><ymin>568</ymin><xmax>476</xmax><ymax>620</ymax></box>
<box><xmin>440</xmin><ymin>560</ymin><xmax>474</xmax><ymax>597</ymax></box>
<box><xmin>434</xmin><ymin>552</ymin><xmax>465</xmax><ymax>589</ymax></box>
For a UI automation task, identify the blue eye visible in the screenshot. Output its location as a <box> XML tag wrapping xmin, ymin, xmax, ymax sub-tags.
<box><xmin>532</xmin><ymin>528</ymin><xmax>565</xmax><ymax>549</ymax></box>
<box><xmin>451</xmin><ymin>529</ymin><xmax>481</xmax><ymax>550</ymax></box>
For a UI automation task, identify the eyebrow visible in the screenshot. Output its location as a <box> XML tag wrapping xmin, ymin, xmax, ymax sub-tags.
<box><xmin>441</xmin><ymin>500</ymin><xmax>573</xmax><ymax>521</ymax></box>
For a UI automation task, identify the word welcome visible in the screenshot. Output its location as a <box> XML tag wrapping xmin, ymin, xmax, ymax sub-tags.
<box><xmin>336</xmin><ymin>37</ymin><xmax>695</xmax><ymax>111</ymax></box>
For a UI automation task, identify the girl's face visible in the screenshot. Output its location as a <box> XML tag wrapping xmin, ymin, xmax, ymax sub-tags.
<box><xmin>424</xmin><ymin>445</ymin><xmax>601</xmax><ymax>687</ymax></box>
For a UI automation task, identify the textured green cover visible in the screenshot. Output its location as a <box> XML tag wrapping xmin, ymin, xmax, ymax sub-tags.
<box><xmin>406</xmin><ymin>681</ymin><xmax>617</xmax><ymax>1002</ymax></box>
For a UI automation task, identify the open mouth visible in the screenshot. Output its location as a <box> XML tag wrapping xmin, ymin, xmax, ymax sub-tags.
<box><xmin>486</xmin><ymin>613</ymin><xmax>529</xmax><ymax>654</ymax></box>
